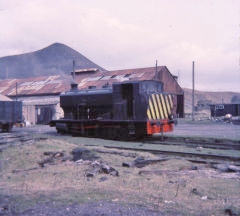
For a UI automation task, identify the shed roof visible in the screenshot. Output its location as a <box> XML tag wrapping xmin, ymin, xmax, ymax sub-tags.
<box><xmin>0</xmin><ymin>75</ymin><xmax>70</xmax><ymax>97</ymax></box>
<box><xmin>0</xmin><ymin>66</ymin><xmax>183</xmax><ymax>97</ymax></box>
<box><xmin>75</xmin><ymin>66</ymin><xmax>183</xmax><ymax>94</ymax></box>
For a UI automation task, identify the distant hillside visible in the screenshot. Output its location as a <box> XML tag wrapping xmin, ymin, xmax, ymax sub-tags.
<box><xmin>0</xmin><ymin>43</ymin><xmax>105</xmax><ymax>79</ymax></box>
<box><xmin>184</xmin><ymin>88</ymin><xmax>240</xmax><ymax>113</ymax></box>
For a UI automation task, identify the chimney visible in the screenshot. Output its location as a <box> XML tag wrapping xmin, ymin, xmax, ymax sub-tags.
<box><xmin>71</xmin><ymin>83</ymin><xmax>78</xmax><ymax>90</ymax></box>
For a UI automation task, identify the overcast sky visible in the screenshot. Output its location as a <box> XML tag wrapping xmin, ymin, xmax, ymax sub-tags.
<box><xmin>0</xmin><ymin>0</ymin><xmax>239</xmax><ymax>92</ymax></box>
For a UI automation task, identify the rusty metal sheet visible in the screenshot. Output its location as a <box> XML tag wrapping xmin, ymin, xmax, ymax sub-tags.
<box><xmin>0</xmin><ymin>75</ymin><xmax>69</xmax><ymax>96</ymax></box>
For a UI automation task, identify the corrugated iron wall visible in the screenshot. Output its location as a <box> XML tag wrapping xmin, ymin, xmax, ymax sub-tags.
<box><xmin>22</xmin><ymin>104</ymin><xmax>35</xmax><ymax>125</ymax></box>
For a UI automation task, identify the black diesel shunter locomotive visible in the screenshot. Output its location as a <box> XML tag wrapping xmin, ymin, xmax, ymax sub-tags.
<box><xmin>50</xmin><ymin>80</ymin><xmax>175</xmax><ymax>139</ymax></box>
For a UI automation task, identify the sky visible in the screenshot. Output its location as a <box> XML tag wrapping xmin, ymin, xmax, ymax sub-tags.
<box><xmin>0</xmin><ymin>0</ymin><xmax>239</xmax><ymax>92</ymax></box>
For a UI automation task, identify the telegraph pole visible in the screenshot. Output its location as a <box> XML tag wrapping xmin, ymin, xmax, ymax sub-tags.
<box><xmin>192</xmin><ymin>61</ymin><xmax>195</xmax><ymax>121</ymax></box>
<box><xmin>6</xmin><ymin>66</ymin><xmax>8</xmax><ymax>79</ymax></box>
<box><xmin>155</xmin><ymin>60</ymin><xmax>158</xmax><ymax>79</ymax></box>
<box><xmin>15</xmin><ymin>82</ymin><xmax>18</xmax><ymax>101</ymax></box>
<box><xmin>72</xmin><ymin>60</ymin><xmax>75</xmax><ymax>81</ymax></box>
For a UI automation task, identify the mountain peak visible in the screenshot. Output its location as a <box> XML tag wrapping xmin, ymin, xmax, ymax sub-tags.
<box><xmin>40</xmin><ymin>42</ymin><xmax>72</xmax><ymax>51</ymax></box>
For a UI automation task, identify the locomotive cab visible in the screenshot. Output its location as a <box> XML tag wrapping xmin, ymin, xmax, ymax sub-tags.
<box><xmin>112</xmin><ymin>80</ymin><xmax>174</xmax><ymax>135</ymax></box>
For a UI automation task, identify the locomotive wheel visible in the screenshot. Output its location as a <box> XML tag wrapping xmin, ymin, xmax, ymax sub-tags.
<box><xmin>116</xmin><ymin>127</ymin><xmax>129</xmax><ymax>141</ymax></box>
<box><xmin>109</xmin><ymin>128</ymin><xmax>118</xmax><ymax>140</ymax></box>
<box><xmin>2</xmin><ymin>124</ymin><xmax>12</xmax><ymax>132</ymax></box>
<box><xmin>98</xmin><ymin>128</ymin><xmax>107</xmax><ymax>139</ymax></box>
<box><xmin>97</xmin><ymin>127</ymin><xmax>119</xmax><ymax>140</ymax></box>
<box><xmin>98</xmin><ymin>127</ymin><xmax>116</xmax><ymax>140</ymax></box>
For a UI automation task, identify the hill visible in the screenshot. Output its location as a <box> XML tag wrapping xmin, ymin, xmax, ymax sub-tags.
<box><xmin>0</xmin><ymin>43</ymin><xmax>105</xmax><ymax>79</ymax></box>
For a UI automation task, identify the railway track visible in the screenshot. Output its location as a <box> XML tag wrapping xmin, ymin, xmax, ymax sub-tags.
<box><xmin>142</xmin><ymin>136</ymin><xmax>240</xmax><ymax>150</ymax></box>
<box><xmin>1</xmin><ymin>130</ymin><xmax>240</xmax><ymax>166</ymax></box>
<box><xmin>0</xmin><ymin>132</ymin><xmax>46</xmax><ymax>151</ymax></box>
<box><xmin>100</xmin><ymin>136</ymin><xmax>240</xmax><ymax>166</ymax></box>
<box><xmin>104</xmin><ymin>145</ymin><xmax>240</xmax><ymax>166</ymax></box>
<box><xmin>0</xmin><ymin>132</ymin><xmax>33</xmax><ymax>143</ymax></box>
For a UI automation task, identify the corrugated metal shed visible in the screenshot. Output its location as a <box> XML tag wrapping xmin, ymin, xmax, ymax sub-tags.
<box><xmin>0</xmin><ymin>76</ymin><xmax>69</xmax><ymax>125</ymax></box>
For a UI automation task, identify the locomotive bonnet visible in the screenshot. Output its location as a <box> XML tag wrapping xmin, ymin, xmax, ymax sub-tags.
<box><xmin>50</xmin><ymin>80</ymin><xmax>176</xmax><ymax>139</ymax></box>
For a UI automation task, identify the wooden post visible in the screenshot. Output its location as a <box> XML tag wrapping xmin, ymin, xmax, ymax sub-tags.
<box><xmin>192</xmin><ymin>61</ymin><xmax>195</xmax><ymax>121</ymax></box>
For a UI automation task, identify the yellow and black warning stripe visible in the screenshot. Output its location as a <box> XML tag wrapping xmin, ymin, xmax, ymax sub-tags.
<box><xmin>147</xmin><ymin>93</ymin><xmax>173</xmax><ymax>120</ymax></box>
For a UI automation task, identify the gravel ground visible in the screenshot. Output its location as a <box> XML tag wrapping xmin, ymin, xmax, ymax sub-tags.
<box><xmin>169</xmin><ymin>120</ymin><xmax>240</xmax><ymax>140</ymax></box>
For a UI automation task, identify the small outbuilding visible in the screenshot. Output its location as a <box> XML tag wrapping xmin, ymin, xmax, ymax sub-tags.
<box><xmin>210</xmin><ymin>103</ymin><xmax>240</xmax><ymax>117</ymax></box>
